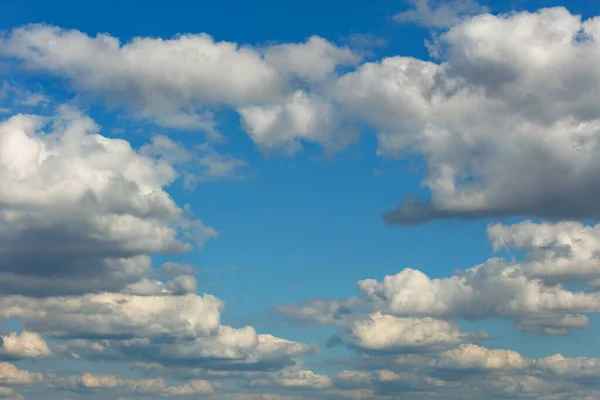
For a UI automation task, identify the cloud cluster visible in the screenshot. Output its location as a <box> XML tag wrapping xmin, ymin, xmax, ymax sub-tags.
<box><xmin>274</xmin><ymin>222</ymin><xmax>600</xmax><ymax>398</ymax></box>
<box><xmin>0</xmin><ymin>107</ymin><xmax>216</xmax><ymax>296</ymax></box>
<box><xmin>5</xmin><ymin>8</ymin><xmax>600</xmax><ymax>224</ymax></box>
<box><xmin>0</xmin><ymin>105</ymin><xmax>320</xmax><ymax>399</ymax></box>
<box><xmin>2</xmin><ymin>4</ymin><xmax>600</xmax><ymax>399</ymax></box>
<box><xmin>0</xmin><ymin>25</ymin><xmax>360</xmax><ymax>153</ymax></box>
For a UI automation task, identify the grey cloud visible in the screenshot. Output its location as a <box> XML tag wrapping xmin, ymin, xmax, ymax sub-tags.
<box><xmin>334</xmin><ymin>8</ymin><xmax>600</xmax><ymax>225</ymax></box>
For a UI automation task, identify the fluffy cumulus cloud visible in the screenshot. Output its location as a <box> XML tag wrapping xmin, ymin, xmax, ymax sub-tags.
<box><xmin>432</xmin><ymin>344</ymin><xmax>532</xmax><ymax>371</ymax></box>
<box><xmin>373</xmin><ymin>7</ymin><xmax>600</xmax><ymax>224</ymax></box>
<box><xmin>281</xmin><ymin>220</ymin><xmax>600</xmax><ymax>340</ymax></box>
<box><xmin>0</xmin><ymin>362</ymin><xmax>42</xmax><ymax>386</ymax></box>
<box><xmin>3</xmin><ymin>4</ymin><xmax>600</xmax><ymax>400</ymax></box>
<box><xmin>272</xmin><ymin>224</ymin><xmax>600</xmax><ymax>397</ymax></box>
<box><xmin>0</xmin><ymin>293</ymin><xmax>223</xmax><ymax>339</ymax></box>
<box><xmin>488</xmin><ymin>220</ymin><xmax>600</xmax><ymax>285</ymax></box>
<box><xmin>0</xmin><ymin>106</ymin><xmax>217</xmax><ymax>296</ymax></box>
<box><xmin>239</xmin><ymin>91</ymin><xmax>357</xmax><ymax>155</ymax></box>
<box><xmin>0</xmin><ymin>105</ymin><xmax>320</xmax><ymax>398</ymax></box>
<box><xmin>5</xmin><ymin>8</ymin><xmax>600</xmax><ymax>223</ymax></box>
<box><xmin>0</xmin><ymin>331</ymin><xmax>51</xmax><ymax>360</ymax></box>
<box><xmin>0</xmin><ymin>25</ymin><xmax>359</xmax><ymax>149</ymax></box>
<box><xmin>347</xmin><ymin>313</ymin><xmax>487</xmax><ymax>352</ymax></box>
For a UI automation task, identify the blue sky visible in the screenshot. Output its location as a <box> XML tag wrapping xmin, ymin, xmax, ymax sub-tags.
<box><xmin>1</xmin><ymin>0</ymin><xmax>600</xmax><ymax>399</ymax></box>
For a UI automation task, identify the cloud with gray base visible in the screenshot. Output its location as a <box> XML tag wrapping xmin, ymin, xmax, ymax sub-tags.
<box><xmin>6</xmin><ymin>10</ymin><xmax>600</xmax><ymax>225</ymax></box>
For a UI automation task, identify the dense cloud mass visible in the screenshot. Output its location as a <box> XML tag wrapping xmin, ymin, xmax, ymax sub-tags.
<box><xmin>4</xmin><ymin>8</ymin><xmax>600</xmax><ymax>223</ymax></box>
<box><xmin>1</xmin><ymin>3</ymin><xmax>600</xmax><ymax>400</ymax></box>
<box><xmin>0</xmin><ymin>107</ymin><xmax>216</xmax><ymax>296</ymax></box>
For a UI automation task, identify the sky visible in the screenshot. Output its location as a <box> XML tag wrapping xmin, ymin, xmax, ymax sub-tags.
<box><xmin>1</xmin><ymin>0</ymin><xmax>600</xmax><ymax>399</ymax></box>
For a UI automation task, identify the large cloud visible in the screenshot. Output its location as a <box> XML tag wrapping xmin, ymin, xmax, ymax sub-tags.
<box><xmin>328</xmin><ymin>7</ymin><xmax>600</xmax><ymax>224</ymax></box>
<box><xmin>5</xmin><ymin>9</ymin><xmax>600</xmax><ymax>223</ymax></box>
<box><xmin>279</xmin><ymin>221</ymin><xmax>600</xmax><ymax>336</ymax></box>
<box><xmin>0</xmin><ymin>25</ymin><xmax>359</xmax><ymax>143</ymax></box>
<box><xmin>0</xmin><ymin>287</ymin><xmax>317</xmax><ymax>373</ymax></box>
<box><xmin>0</xmin><ymin>293</ymin><xmax>223</xmax><ymax>339</ymax></box>
<box><xmin>0</xmin><ymin>107</ymin><xmax>216</xmax><ymax>296</ymax></box>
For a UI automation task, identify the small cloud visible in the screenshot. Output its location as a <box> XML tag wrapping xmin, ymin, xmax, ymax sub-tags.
<box><xmin>394</xmin><ymin>0</ymin><xmax>489</xmax><ymax>29</ymax></box>
<box><xmin>346</xmin><ymin>33</ymin><xmax>388</xmax><ymax>50</ymax></box>
<box><xmin>20</xmin><ymin>92</ymin><xmax>49</xmax><ymax>106</ymax></box>
<box><xmin>141</xmin><ymin>134</ymin><xmax>250</xmax><ymax>189</ymax></box>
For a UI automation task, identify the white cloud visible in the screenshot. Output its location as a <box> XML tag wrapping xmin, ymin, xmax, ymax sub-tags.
<box><xmin>0</xmin><ymin>293</ymin><xmax>223</xmax><ymax>339</ymax></box>
<box><xmin>394</xmin><ymin>0</ymin><xmax>489</xmax><ymax>29</ymax></box>
<box><xmin>358</xmin><ymin>260</ymin><xmax>600</xmax><ymax>320</ymax></box>
<box><xmin>488</xmin><ymin>220</ymin><xmax>600</xmax><ymax>285</ymax></box>
<box><xmin>537</xmin><ymin>354</ymin><xmax>600</xmax><ymax>384</ymax></box>
<box><xmin>0</xmin><ymin>331</ymin><xmax>51</xmax><ymax>360</ymax></box>
<box><xmin>60</xmin><ymin>329</ymin><xmax>318</xmax><ymax>371</ymax></box>
<box><xmin>0</xmin><ymin>25</ymin><xmax>283</xmax><ymax>129</ymax></box>
<box><xmin>239</xmin><ymin>91</ymin><xmax>357</xmax><ymax>154</ymax></box>
<box><xmin>0</xmin><ymin>386</ymin><xmax>23</xmax><ymax>400</ymax></box>
<box><xmin>279</xmin><ymin>221</ymin><xmax>600</xmax><ymax>335</ymax></box>
<box><xmin>0</xmin><ymin>107</ymin><xmax>216</xmax><ymax>296</ymax></box>
<box><xmin>0</xmin><ymin>26</ymin><xmax>358</xmax><ymax>148</ymax></box>
<box><xmin>5</xmin><ymin>9</ymin><xmax>600</xmax><ymax>223</ymax></box>
<box><xmin>348</xmin><ymin>312</ymin><xmax>486</xmax><ymax>352</ymax></box>
<box><xmin>0</xmin><ymin>362</ymin><xmax>42</xmax><ymax>386</ymax></box>
<box><xmin>250</xmin><ymin>363</ymin><xmax>333</xmax><ymax>390</ymax></box>
<box><xmin>263</xmin><ymin>36</ymin><xmax>360</xmax><ymax>82</ymax></box>
<box><xmin>333</xmin><ymin>8</ymin><xmax>600</xmax><ymax>224</ymax></box>
<box><xmin>433</xmin><ymin>344</ymin><xmax>531</xmax><ymax>371</ymax></box>
<box><xmin>49</xmin><ymin>373</ymin><xmax>215</xmax><ymax>396</ymax></box>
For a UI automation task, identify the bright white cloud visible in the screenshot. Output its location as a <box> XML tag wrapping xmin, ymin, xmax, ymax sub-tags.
<box><xmin>0</xmin><ymin>26</ymin><xmax>358</xmax><ymax>147</ymax></box>
<box><xmin>433</xmin><ymin>344</ymin><xmax>531</xmax><ymax>371</ymax></box>
<box><xmin>239</xmin><ymin>91</ymin><xmax>357</xmax><ymax>154</ymax></box>
<box><xmin>0</xmin><ymin>331</ymin><xmax>51</xmax><ymax>360</ymax></box>
<box><xmin>488</xmin><ymin>220</ymin><xmax>600</xmax><ymax>285</ymax></box>
<box><xmin>357</xmin><ymin>261</ymin><xmax>600</xmax><ymax>320</ymax></box>
<box><xmin>263</xmin><ymin>36</ymin><xmax>360</xmax><ymax>82</ymax></box>
<box><xmin>0</xmin><ymin>292</ymin><xmax>223</xmax><ymax>339</ymax></box>
<box><xmin>0</xmin><ymin>363</ymin><xmax>42</xmax><ymax>386</ymax></box>
<box><xmin>335</xmin><ymin>8</ymin><xmax>600</xmax><ymax>224</ymax></box>
<box><xmin>0</xmin><ymin>107</ymin><xmax>216</xmax><ymax>296</ymax></box>
<box><xmin>348</xmin><ymin>312</ymin><xmax>486</xmax><ymax>352</ymax></box>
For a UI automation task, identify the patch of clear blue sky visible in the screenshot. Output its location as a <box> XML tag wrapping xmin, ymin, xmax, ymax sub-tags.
<box><xmin>1</xmin><ymin>0</ymin><xmax>599</xmax><ymax>369</ymax></box>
